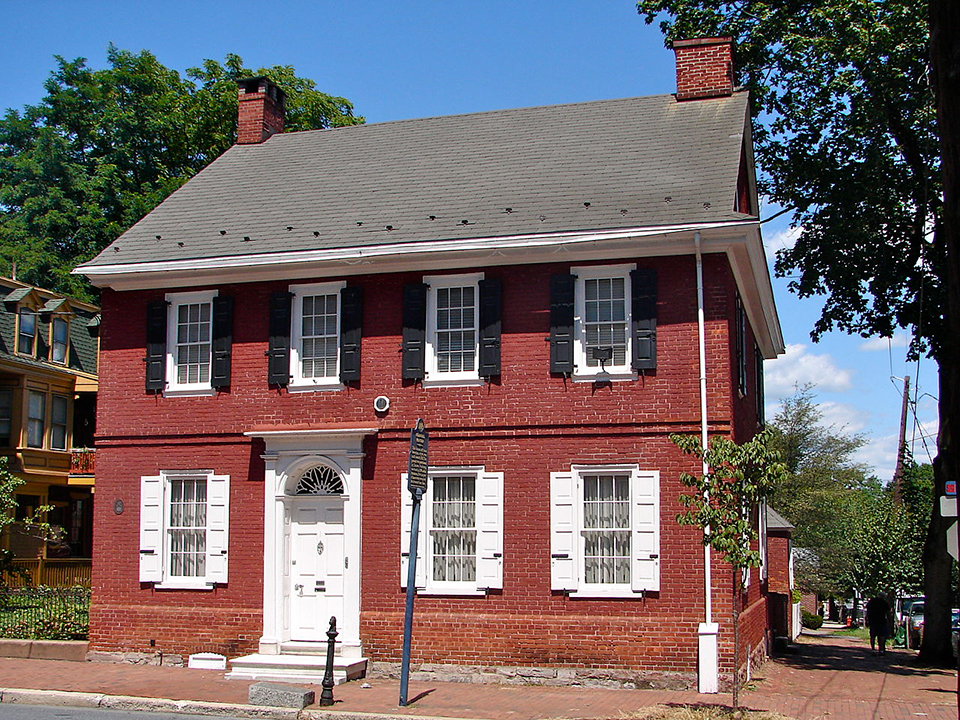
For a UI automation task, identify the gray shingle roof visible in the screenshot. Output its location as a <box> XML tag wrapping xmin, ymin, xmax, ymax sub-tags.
<box><xmin>766</xmin><ymin>506</ymin><xmax>794</xmax><ymax>531</ymax></box>
<box><xmin>83</xmin><ymin>92</ymin><xmax>752</xmax><ymax>269</ymax></box>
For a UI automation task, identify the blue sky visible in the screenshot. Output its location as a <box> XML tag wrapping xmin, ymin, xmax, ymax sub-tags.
<box><xmin>1</xmin><ymin>0</ymin><xmax>938</xmax><ymax>480</ymax></box>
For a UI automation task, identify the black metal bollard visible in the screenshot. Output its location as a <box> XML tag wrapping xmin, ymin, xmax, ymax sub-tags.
<box><xmin>320</xmin><ymin>616</ymin><xmax>338</xmax><ymax>706</ymax></box>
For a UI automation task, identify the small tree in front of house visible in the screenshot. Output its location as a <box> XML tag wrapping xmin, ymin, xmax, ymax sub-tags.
<box><xmin>671</xmin><ymin>430</ymin><xmax>786</xmax><ymax>708</ymax></box>
<box><xmin>0</xmin><ymin>457</ymin><xmax>60</xmax><ymax>588</ymax></box>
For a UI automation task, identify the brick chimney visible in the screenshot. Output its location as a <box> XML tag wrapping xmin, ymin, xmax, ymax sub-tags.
<box><xmin>672</xmin><ymin>37</ymin><xmax>734</xmax><ymax>101</ymax></box>
<box><xmin>236</xmin><ymin>77</ymin><xmax>286</xmax><ymax>144</ymax></box>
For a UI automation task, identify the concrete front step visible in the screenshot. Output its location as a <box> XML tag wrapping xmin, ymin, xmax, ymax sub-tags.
<box><xmin>226</xmin><ymin>653</ymin><xmax>366</xmax><ymax>685</ymax></box>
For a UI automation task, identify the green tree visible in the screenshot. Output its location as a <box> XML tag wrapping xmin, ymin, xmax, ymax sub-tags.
<box><xmin>672</xmin><ymin>430</ymin><xmax>787</xmax><ymax>708</ymax></box>
<box><xmin>0</xmin><ymin>458</ymin><xmax>60</xmax><ymax>585</ymax></box>
<box><xmin>765</xmin><ymin>385</ymin><xmax>873</xmax><ymax>597</ymax></box>
<box><xmin>638</xmin><ymin>0</ymin><xmax>958</xmax><ymax>664</ymax></box>
<box><xmin>0</xmin><ymin>46</ymin><xmax>363</xmax><ymax>300</ymax></box>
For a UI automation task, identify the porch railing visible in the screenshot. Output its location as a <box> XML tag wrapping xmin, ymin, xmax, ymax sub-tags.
<box><xmin>69</xmin><ymin>448</ymin><xmax>95</xmax><ymax>475</ymax></box>
<box><xmin>3</xmin><ymin>558</ymin><xmax>92</xmax><ymax>588</ymax></box>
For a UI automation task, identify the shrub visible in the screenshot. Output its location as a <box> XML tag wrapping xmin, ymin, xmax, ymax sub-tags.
<box><xmin>801</xmin><ymin>608</ymin><xmax>823</xmax><ymax>630</ymax></box>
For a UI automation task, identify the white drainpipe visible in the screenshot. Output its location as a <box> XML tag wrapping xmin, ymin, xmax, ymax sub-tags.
<box><xmin>695</xmin><ymin>230</ymin><xmax>719</xmax><ymax>693</ymax></box>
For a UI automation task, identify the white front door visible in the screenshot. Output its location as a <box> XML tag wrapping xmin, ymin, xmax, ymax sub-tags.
<box><xmin>290</xmin><ymin>499</ymin><xmax>345</xmax><ymax>642</ymax></box>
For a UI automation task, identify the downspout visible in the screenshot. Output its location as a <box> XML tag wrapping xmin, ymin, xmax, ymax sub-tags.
<box><xmin>696</xmin><ymin>231</ymin><xmax>712</xmax><ymax>625</ymax></box>
<box><xmin>695</xmin><ymin>230</ymin><xmax>719</xmax><ymax>693</ymax></box>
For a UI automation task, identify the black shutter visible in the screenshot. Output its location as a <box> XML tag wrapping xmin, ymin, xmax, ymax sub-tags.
<box><xmin>478</xmin><ymin>277</ymin><xmax>502</xmax><ymax>378</ymax></box>
<box><xmin>211</xmin><ymin>295</ymin><xmax>233</xmax><ymax>388</ymax></box>
<box><xmin>267</xmin><ymin>291</ymin><xmax>292</xmax><ymax>386</ymax></box>
<box><xmin>630</xmin><ymin>268</ymin><xmax>657</xmax><ymax>371</ymax></box>
<box><xmin>401</xmin><ymin>282</ymin><xmax>428</xmax><ymax>380</ymax></box>
<box><xmin>145</xmin><ymin>300</ymin><xmax>168</xmax><ymax>391</ymax></box>
<box><xmin>339</xmin><ymin>285</ymin><xmax>363</xmax><ymax>383</ymax></box>
<box><xmin>549</xmin><ymin>274</ymin><xmax>575</xmax><ymax>374</ymax></box>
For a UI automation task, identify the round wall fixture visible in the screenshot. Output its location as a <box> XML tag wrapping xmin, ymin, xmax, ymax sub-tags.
<box><xmin>373</xmin><ymin>395</ymin><xmax>390</xmax><ymax>413</ymax></box>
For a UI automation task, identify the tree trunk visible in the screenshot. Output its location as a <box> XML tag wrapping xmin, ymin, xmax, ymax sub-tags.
<box><xmin>923</xmin><ymin>0</ymin><xmax>960</xmax><ymax>669</ymax></box>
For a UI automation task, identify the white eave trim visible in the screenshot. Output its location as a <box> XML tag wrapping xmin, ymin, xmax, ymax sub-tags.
<box><xmin>76</xmin><ymin>220</ymin><xmax>751</xmax><ymax>280</ymax></box>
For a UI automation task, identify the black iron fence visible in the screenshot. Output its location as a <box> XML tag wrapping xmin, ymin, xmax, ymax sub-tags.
<box><xmin>0</xmin><ymin>586</ymin><xmax>90</xmax><ymax>640</ymax></box>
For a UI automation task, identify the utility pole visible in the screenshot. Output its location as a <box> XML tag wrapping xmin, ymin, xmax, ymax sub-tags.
<box><xmin>891</xmin><ymin>375</ymin><xmax>910</xmax><ymax>504</ymax></box>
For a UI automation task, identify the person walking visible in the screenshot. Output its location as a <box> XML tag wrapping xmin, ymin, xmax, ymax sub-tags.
<box><xmin>866</xmin><ymin>595</ymin><xmax>891</xmax><ymax>655</ymax></box>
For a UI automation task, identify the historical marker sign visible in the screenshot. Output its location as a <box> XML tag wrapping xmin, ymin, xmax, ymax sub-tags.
<box><xmin>407</xmin><ymin>418</ymin><xmax>429</xmax><ymax>493</ymax></box>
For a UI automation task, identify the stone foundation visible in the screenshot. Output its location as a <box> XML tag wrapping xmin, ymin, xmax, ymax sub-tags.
<box><xmin>369</xmin><ymin>661</ymin><xmax>695</xmax><ymax>690</ymax></box>
<box><xmin>87</xmin><ymin>650</ymin><xmax>184</xmax><ymax>667</ymax></box>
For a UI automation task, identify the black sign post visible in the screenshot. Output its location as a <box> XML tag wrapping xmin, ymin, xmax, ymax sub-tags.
<box><xmin>399</xmin><ymin>419</ymin><xmax>428</xmax><ymax>707</ymax></box>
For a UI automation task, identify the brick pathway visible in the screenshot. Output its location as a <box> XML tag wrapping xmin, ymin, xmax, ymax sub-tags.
<box><xmin>0</xmin><ymin>631</ymin><xmax>954</xmax><ymax>719</ymax></box>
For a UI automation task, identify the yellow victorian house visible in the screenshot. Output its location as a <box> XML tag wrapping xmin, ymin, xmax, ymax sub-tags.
<box><xmin>0</xmin><ymin>277</ymin><xmax>97</xmax><ymax>584</ymax></box>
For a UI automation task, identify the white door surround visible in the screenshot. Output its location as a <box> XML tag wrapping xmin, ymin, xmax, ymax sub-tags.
<box><xmin>244</xmin><ymin>425</ymin><xmax>376</xmax><ymax>659</ymax></box>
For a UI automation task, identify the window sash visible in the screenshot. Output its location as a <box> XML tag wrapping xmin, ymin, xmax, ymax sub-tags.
<box><xmin>51</xmin><ymin>319</ymin><xmax>68</xmax><ymax>364</ymax></box>
<box><xmin>0</xmin><ymin>390</ymin><xmax>12</xmax><ymax>446</ymax></box>
<box><xmin>429</xmin><ymin>475</ymin><xmax>477</xmax><ymax>583</ymax></box>
<box><xmin>435</xmin><ymin>286</ymin><xmax>476</xmax><ymax>374</ymax></box>
<box><xmin>174</xmin><ymin>302</ymin><xmax>212</xmax><ymax>386</ymax></box>
<box><xmin>581</xmin><ymin>473</ymin><xmax>631</xmax><ymax>586</ymax></box>
<box><xmin>18</xmin><ymin>311</ymin><xmax>36</xmax><ymax>355</ymax></box>
<box><xmin>167</xmin><ymin>477</ymin><xmax>207</xmax><ymax>579</ymax></box>
<box><xmin>27</xmin><ymin>391</ymin><xmax>45</xmax><ymax>448</ymax></box>
<box><xmin>583</xmin><ymin>278</ymin><xmax>627</xmax><ymax>368</ymax></box>
<box><xmin>300</xmin><ymin>293</ymin><xmax>339</xmax><ymax>379</ymax></box>
<box><xmin>50</xmin><ymin>395</ymin><xmax>68</xmax><ymax>451</ymax></box>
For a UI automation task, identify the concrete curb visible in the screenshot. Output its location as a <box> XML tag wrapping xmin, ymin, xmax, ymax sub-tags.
<box><xmin>0</xmin><ymin>686</ymin><xmax>487</xmax><ymax>720</ymax></box>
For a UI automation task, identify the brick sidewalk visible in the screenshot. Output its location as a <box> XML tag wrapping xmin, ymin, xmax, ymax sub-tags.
<box><xmin>0</xmin><ymin>632</ymin><xmax>955</xmax><ymax>719</ymax></box>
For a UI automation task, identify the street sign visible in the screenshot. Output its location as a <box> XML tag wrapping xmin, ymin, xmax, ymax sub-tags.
<box><xmin>407</xmin><ymin>419</ymin><xmax>429</xmax><ymax>493</ymax></box>
<box><xmin>941</xmin><ymin>495</ymin><xmax>957</xmax><ymax>518</ymax></box>
<box><xmin>948</xmin><ymin>521</ymin><xmax>959</xmax><ymax>562</ymax></box>
<box><xmin>947</xmin><ymin>480</ymin><xmax>957</xmax><ymax>496</ymax></box>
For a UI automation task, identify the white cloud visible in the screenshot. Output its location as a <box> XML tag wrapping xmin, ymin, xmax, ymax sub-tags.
<box><xmin>764</xmin><ymin>343</ymin><xmax>853</xmax><ymax>395</ymax></box>
<box><xmin>763</xmin><ymin>225</ymin><xmax>802</xmax><ymax>255</ymax></box>
<box><xmin>854</xmin><ymin>433</ymin><xmax>899</xmax><ymax>483</ymax></box>
<box><xmin>859</xmin><ymin>331</ymin><xmax>910</xmax><ymax>352</ymax></box>
<box><xmin>818</xmin><ymin>401</ymin><xmax>869</xmax><ymax>433</ymax></box>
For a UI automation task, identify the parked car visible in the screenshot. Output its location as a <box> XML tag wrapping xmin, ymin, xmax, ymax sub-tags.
<box><xmin>906</xmin><ymin>602</ymin><xmax>924</xmax><ymax>649</ymax></box>
<box><xmin>952</xmin><ymin>609</ymin><xmax>959</xmax><ymax>658</ymax></box>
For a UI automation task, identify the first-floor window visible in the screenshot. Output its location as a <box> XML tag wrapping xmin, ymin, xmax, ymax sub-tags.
<box><xmin>550</xmin><ymin>464</ymin><xmax>660</xmax><ymax>597</ymax></box>
<box><xmin>139</xmin><ymin>471</ymin><xmax>230</xmax><ymax>589</ymax></box>
<box><xmin>401</xmin><ymin>467</ymin><xmax>502</xmax><ymax>594</ymax></box>
<box><xmin>27</xmin><ymin>391</ymin><xmax>45</xmax><ymax>448</ymax></box>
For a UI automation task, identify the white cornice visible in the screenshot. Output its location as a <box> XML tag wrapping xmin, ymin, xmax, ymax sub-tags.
<box><xmin>76</xmin><ymin>219</ymin><xmax>784</xmax><ymax>357</ymax></box>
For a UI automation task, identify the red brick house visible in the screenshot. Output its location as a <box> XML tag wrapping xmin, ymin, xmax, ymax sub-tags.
<box><xmin>76</xmin><ymin>38</ymin><xmax>783</xmax><ymax>691</ymax></box>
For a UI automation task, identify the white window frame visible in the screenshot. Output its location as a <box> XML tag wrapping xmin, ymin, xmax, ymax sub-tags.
<box><xmin>401</xmin><ymin>466</ymin><xmax>503</xmax><ymax>595</ymax></box>
<box><xmin>423</xmin><ymin>273</ymin><xmax>483</xmax><ymax>387</ymax></box>
<box><xmin>550</xmin><ymin>464</ymin><xmax>660</xmax><ymax>598</ymax></box>
<box><xmin>572</xmin><ymin>264</ymin><xmax>637</xmax><ymax>382</ymax></box>
<box><xmin>165</xmin><ymin>290</ymin><xmax>218</xmax><ymax>396</ymax></box>
<box><xmin>139</xmin><ymin>470</ymin><xmax>230</xmax><ymax>590</ymax></box>
<box><xmin>288</xmin><ymin>281</ymin><xmax>346</xmax><ymax>392</ymax></box>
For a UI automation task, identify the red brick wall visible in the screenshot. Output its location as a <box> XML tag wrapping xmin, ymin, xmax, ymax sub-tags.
<box><xmin>766</xmin><ymin>535</ymin><xmax>791</xmax><ymax>595</ymax></box>
<box><xmin>92</xmin><ymin>253</ymin><xmax>756</xmax><ymax>672</ymax></box>
<box><xmin>673</xmin><ymin>38</ymin><xmax>734</xmax><ymax>101</ymax></box>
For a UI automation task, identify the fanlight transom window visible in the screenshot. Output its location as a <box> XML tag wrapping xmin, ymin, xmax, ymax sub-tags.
<box><xmin>294</xmin><ymin>465</ymin><xmax>345</xmax><ymax>495</ymax></box>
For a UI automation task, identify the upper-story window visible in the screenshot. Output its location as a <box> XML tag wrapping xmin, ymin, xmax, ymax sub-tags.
<box><xmin>50</xmin><ymin>395</ymin><xmax>68</xmax><ymax>451</ymax></box>
<box><xmin>288</xmin><ymin>282</ymin><xmax>346</xmax><ymax>390</ymax></box>
<box><xmin>18</xmin><ymin>310</ymin><xmax>36</xmax><ymax>356</ymax></box>
<box><xmin>0</xmin><ymin>390</ymin><xmax>12</xmax><ymax>447</ymax></box>
<box><xmin>550</xmin><ymin>265</ymin><xmax>657</xmax><ymax>380</ymax></box>
<box><xmin>26</xmin><ymin>391</ymin><xmax>45</xmax><ymax>448</ymax></box>
<box><xmin>51</xmin><ymin>318</ymin><xmax>68</xmax><ymax>364</ymax></box>
<box><xmin>735</xmin><ymin>294</ymin><xmax>747</xmax><ymax>396</ymax></box>
<box><xmin>144</xmin><ymin>291</ymin><xmax>233</xmax><ymax>396</ymax></box>
<box><xmin>266</xmin><ymin>284</ymin><xmax>362</xmax><ymax>389</ymax></box>
<box><xmin>402</xmin><ymin>274</ymin><xmax>501</xmax><ymax>386</ymax></box>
